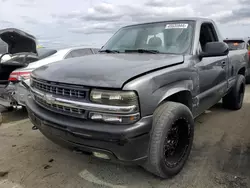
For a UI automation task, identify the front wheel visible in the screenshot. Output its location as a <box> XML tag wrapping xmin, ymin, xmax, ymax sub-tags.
<box><xmin>143</xmin><ymin>102</ymin><xmax>194</xmax><ymax>178</ymax></box>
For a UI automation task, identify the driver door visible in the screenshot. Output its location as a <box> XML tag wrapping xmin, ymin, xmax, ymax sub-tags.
<box><xmin>195</xmin><ymin>23</ymin><xmax>228</xmax><ymax>115</ymax></box>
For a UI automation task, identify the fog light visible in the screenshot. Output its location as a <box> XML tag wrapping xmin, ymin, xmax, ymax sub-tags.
<box><xmin>89</xmin><ymin>112</ymin><xmax>140</xmax><ymax>124</ymax></box>
<box><xmin>91</xmin><ymin>113</ymin><xmax>122</xmax><ymax>122</ymax></box>
<box><xmin>93</xmin><ymin>152</ymin><xmax>110</xmax><ymax>160</ymax></box>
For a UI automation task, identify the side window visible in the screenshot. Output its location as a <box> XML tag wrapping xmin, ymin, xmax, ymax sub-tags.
<box><xmin>70</xmin><ymin>49</ymin><xmax>93</xmax><ymax>57</ymax></box>
<box><xmin>199</xmin><ymin>23</ymin><xmax>219</xmax><ymax>51</ymax></box>
<box><xmin>65</xmin><ymin>49</ymin><xmax>94</xmax><ymax>59</ymax></box>
<box><xmin>65</xmin><ymin>52</ymin><xmax>73</xmax><ymax>59</ymax></box>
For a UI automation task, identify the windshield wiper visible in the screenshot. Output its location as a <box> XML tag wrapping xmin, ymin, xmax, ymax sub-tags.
<box><xmin>124</xmin><ymin>49</ymin><xmax>160</xmax><ymax>54</ymax></box>
<box><xmin>99</xmin><ymin>49</ymin><xmax>120</xmax><ymax>53</ymax></box>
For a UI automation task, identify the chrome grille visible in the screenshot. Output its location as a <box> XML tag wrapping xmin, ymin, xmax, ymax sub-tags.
<box><xmin>32</xmin><ymin>79</ymin><xmax>87</xmax><ymax>99</ymax></box>
<box><xmin>34</xmin><ymin>95</ymin><xmax>85</xmax><ymax>116</ymax></box>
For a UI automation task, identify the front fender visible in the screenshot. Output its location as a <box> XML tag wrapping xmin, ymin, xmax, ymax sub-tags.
<box><xmin>123</xmin><ymin>62</ymin><xmax>198</xmax><ymax>117</ymax></box>
<box><xmin>124</xmin><ymin>78</ymin><xmax>195</xmax><ymax>116</ymax></box>
<box><xmin>157</xmin><ymin>80</ymin><xmax>194</xmax><ymax>105</ymax></box>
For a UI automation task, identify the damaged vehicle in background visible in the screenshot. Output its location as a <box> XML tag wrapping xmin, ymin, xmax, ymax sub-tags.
<box><xmin>8</xmin><ymin>47</ymin><xmax>100</xmax><ymax>107</ymax></box>
<box><xmin>0</xmin><ymin>28</ymin><xmax>38</xmax><ymax>109</ymax></box>
<box><xmin>26</xmin><ymin>18</ymin><xmax>248</xmax><ymax>178</ymax></box>
<box><xmin>224</xmin><ymin>37</ymin><xmax>250</xmax><ymax>83</ymax></box>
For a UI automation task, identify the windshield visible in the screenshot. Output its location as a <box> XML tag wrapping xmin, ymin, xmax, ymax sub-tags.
<box><xmin>101</xmin><ymin>21</ymin><xmax>194</xmax><ymax>54</ymax></box>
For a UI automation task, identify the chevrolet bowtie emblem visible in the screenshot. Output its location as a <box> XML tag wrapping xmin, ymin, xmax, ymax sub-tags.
<box><xmin>44</xmin><ymin>94</ymin><xmax>55</xmax><ymax>104</ymax></box>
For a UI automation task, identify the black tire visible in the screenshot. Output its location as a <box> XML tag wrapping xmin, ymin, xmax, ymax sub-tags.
<box><xmin>222</xmin><ymin>74</ymin><xmax>245</xmax><ymax>110</ymax></box>
<box><xmin>21</xmin><ymin>106</ymin><xmax>27</xmax><ymax>112</ymax></box>
<box><xmin>246</xmin><ymin>75</ymin><xmax>250</xmax><ymax>84</ymax></box>
<box><xmin>144</xmin><ymin>101</ymin><xmax>194</xmax><ymax>178</ymax></box>
<box><xmin>7</xmin><ymin>106</ymin><xmax>14</xmax><ymax>112</ymax></box>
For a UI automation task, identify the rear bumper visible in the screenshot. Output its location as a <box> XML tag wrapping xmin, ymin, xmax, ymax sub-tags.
<box><xmin>26</xmin><ymin>96</ymin><xmax>152</xmax><ymax>164</ymax></box>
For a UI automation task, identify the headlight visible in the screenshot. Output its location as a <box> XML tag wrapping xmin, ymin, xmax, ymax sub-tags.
<box><xmin>90</xmin><ymin>89</ymin><xmax>139</xmax><ymax>110</ymax></box>
<box><xmin>90</xmin><ymin>89</ymin><xmax>140</xmax><ymax>124</ymax></box>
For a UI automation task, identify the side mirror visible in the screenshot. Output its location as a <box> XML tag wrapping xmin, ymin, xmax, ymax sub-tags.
<box><xmin>199</xmin><ymin>42</ymin><xmax>229</xmax><ymax>58</ymax></box>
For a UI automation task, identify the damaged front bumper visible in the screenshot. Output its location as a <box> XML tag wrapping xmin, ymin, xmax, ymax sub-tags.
<box><xmin>26</xmin><ymin>95</ymin><xmax>152</xmax><ymax>164</ymax></box>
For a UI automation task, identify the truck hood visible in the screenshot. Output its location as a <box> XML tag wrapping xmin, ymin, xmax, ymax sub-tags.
<box><xmin>32</xmin><ymin>53</ymin><xmax>184</xmax><ymax>88</ymax></box>
<box><xmin>0</xmin><ymin>28</ymin><xmax>37</xmax><ymax>54</ymax></box>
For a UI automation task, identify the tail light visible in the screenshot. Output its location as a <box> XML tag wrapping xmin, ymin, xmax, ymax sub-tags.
<box><xmin>8</xmin><ymin>71</ymin><xmax>31</xmax><ymax>82</ymax></box>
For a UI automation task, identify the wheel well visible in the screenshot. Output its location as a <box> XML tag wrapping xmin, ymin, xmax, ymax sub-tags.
<box><xmin>238</xmin><ymin>67</ymin><xmax>246</xmax><ymax>76</ymax></box>
<box><xmin>161</xmin><ymin>91</ymin><xmax>192</xmax><ymax>110</ymax></box>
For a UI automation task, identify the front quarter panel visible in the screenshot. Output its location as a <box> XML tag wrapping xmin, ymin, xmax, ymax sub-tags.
<box><xmin>123</xmin><ymin>60</ymin><xmax>198</xmax><ymax>117</ymax></box>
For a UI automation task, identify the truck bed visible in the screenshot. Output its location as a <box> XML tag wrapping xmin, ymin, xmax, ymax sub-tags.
<box><xmin>227</xmin><ymin>49</ymin><xmax>249</xmax><ymax>76</ymax></box>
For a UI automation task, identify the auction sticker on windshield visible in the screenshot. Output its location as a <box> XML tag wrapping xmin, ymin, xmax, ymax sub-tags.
<box><xmin>165</xmin><ymin>23</ymin><xmax>188</xmax><ymax>29</ymax></box>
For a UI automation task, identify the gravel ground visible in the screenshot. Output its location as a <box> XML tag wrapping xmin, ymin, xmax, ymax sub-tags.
<box><xmin>1</xmin><ymin>86</ymin><xmax>250</xmax><ymax>188</ymax></box>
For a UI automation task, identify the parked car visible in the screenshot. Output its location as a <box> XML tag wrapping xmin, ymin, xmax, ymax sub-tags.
<box><xmin>0</xmin><ymin>28</ymin><xmax>38</xmax><ymax>108</ymax></box>
<box><xmin>26</xmin><ymin>18</ymin><xmax>248</xmax><ymax>178</ymax></box>
<box><xmin>8</xmin><ymin>47</ymin><xmax>100</xmax><ymax>106</ymax></box>
<box><xmin>224</xmin><ymin>38</ymin><xmax>250</xmax><ymax>83</ymax></box>
<box><xmin>0</xmin><ymin>28</ymin><xmax>38</xmax><ymax>83</ymax></box>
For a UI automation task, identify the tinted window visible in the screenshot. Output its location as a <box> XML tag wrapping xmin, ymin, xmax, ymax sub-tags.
<box><xmin>70</xmin><ymin>49</ymin><xmax>93</xmax><ymax>57</ymax></box>
<box><xmin>37</xmin><ymin>48</ymin><xmax>57</xmax><ymax>59</ymax></box>
<box><xmin>199</xmin><ymin>23</ymin><xmax>219</xmax><ymax>51</ymax></box>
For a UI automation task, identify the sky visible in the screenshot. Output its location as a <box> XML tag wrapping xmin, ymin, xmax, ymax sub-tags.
<box><xmin>0</xmin><ymin>0</ymin><xmax>250</xmax><ymax>49</ymax></box>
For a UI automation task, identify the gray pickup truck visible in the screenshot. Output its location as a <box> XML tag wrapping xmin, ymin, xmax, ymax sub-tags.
<box><xmin>26</xmin><ymin>18</ymin><xmax>249</xmax><ymax>178</ymax></box>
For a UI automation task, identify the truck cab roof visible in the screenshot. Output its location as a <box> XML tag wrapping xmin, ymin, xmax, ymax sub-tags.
<box><xmin>123</xmin><ymin>17</ymin><xmax>215</xmax><ymax>28</ymax></box>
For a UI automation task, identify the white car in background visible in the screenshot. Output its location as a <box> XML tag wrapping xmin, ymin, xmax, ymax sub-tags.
<box><xmin>8</xmin><ymin>47</ymin><xmax>100</xmax><ymax>106</ymax></box>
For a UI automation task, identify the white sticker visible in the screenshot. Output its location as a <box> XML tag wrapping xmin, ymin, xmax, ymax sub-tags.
<box><xmin>165</xmin><ymin>23</ymin><xmax>188</xmax><ymax>29</ymax></box>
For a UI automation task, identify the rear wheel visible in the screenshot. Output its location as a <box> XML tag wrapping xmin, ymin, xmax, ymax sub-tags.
<box><xmin>222</xmin><ymin>74</ymin><xmax>245</xmax><ymax>110</ymax></box>
<box><xmin>144</xmin><ymin>102</ymin><xmax>194</xmax><ymax>178</ymax></box>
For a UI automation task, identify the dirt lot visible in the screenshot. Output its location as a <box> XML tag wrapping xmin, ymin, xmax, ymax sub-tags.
<box><xmin>1</xmin><ymin>87</ymin><xmax>250</xmax><ymax>188</ymax></box>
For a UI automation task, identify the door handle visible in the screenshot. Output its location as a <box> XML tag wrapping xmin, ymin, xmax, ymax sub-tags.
<box><xmin>221</xmin><ymin>61</ymin><xmax>226</xmax><ymax>68</ymax></box>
